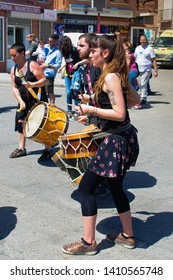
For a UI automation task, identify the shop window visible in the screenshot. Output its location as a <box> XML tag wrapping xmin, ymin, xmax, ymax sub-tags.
<box><xmin>0</xmin><ymin>18</ymin><xmax>3</xmax><ymax>61</ymax></box>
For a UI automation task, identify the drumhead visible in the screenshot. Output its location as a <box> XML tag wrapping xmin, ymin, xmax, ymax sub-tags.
<box><xmin>25</xmin><ymin>103</ymin><xmax>45</xmax><ymax>137</ymax></box>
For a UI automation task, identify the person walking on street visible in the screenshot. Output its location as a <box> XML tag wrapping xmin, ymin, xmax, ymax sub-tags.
<box><xmin>9</xmin><ymin>43</ymin><xmax>51</xmax><ymax>161</ymax></box>
<box><xmin>32</xmin><ymin>39</ymin><xmax>47</xmax><ymax>64</ymax></box>
<box><xmin>62</xmin><ymin>34</ymin><xmax>140</xmax><ymax>255</ymax></box>
<box><xmin>40</xmin><ymin>34</ymin><xmax>62</xmax><ymax>105</ymax></box>
<box><xmin>58</xmin><ymin>35</ymin><xmax>81</xmax><ymax>118</ymax></box>
<box><xmin>134</xmin><ymin>34</ymin><xmax>158</xmax><ymax>106</ymax></box>
<box><xmin>25</xmin><ymin>34</ymin><xmax>38</xmax><ymax>62</ymax></box>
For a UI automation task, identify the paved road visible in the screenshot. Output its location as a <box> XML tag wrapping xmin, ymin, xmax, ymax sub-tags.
<box><xmin>0</xmin><ymin>69</ymin><xmax>173</xmax><ymax>261</ymax></box>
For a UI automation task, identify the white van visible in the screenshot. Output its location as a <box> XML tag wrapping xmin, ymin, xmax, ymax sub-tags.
<box><xmin>63</xmin><ymin>33</ymin><xmax>83</xmax><ymax>47</ymax></box>
<box><xmin>153</xmin><ymin>29</ymin><xmax>173</xmax><ymax>67</ymax></box>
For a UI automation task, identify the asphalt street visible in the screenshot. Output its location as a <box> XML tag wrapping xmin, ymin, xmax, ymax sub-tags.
<box><xmin>0</xmin><ymin>69</ymin><xmax>173</xmax><ymax>261</ymax></box>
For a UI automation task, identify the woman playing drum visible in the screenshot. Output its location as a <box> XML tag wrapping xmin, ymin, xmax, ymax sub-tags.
<box><xmin>9</xmin><ymin>43</ymin><xmax>50</xmax><ymax>160</ymax></box>
<box><xmin>62</xmin><ymin>34</ymin><xmax>140</xmax><ymax>255</ymax></box>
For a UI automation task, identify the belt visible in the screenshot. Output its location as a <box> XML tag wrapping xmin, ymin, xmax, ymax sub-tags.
<box><xmin>92</xmin><ymin>123</ymin><xmax>132</xmax><ymax>140</ymax></box>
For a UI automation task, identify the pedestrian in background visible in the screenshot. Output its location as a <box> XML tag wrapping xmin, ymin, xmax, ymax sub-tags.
<box><xmin>32</xmin><ymin>39</ymin><xmax>47</xmax><ymax>65</ymax></box>
<box><xmin>40</xmin><ymin>34</ymin><xmax>62</xmax><ymax>105</ymax></box>
<box><xmin>58</xmin><ymin>35</ymin><xmax>81</xmax><ymax>119</ymax></box>
<box><xmin>25</xmin><ymin>34</ymin><xmax>38</xmax><ymax>62</ymax></box>
<box><xmin>123</xmin><ymin>41</ymin><xmax>141</xmax><ymax>109</ymax></box>
<box><xmin>134</xmin><ymin>34</ymin><xmax>158</xmax><ymax>106</ymax></box>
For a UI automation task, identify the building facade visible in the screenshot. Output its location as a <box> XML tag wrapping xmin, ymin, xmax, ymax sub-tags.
<box><xmin>1</xmin><ymin>0</ymin><xmax>172</xmax><ymax>72</ymax></box>
<box><xmin>54</xmin><ymin>0</ymin><xmax>158</xmax><ymax>46</ymax></box>
<box><xmin>0</xmin><ymin>0</ymin><xmax>56</xmax><ymax>72</ymax></box>
<box><xmin>157</xmin><ymin>0</ymin><xmax>173</xmax><ymax>34</ymax></box>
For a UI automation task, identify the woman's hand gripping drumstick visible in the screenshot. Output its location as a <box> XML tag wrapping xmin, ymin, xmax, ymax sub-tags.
<box><xmin>75</xmin><ymin>103</ymin><xmax>97</xmax><ymax>116</ymax></box>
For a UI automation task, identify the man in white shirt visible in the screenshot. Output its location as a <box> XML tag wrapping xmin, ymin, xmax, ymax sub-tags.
<box><xmin>134</xmin><ymin>34</ymin><xmax>158</xmax><ymax>105</ymax></box>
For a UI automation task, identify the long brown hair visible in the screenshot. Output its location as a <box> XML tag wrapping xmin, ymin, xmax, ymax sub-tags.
<box><xmin>91</xmin><ymin>34</ymin><xmax>129</xmax><ymax>100</ymax></box>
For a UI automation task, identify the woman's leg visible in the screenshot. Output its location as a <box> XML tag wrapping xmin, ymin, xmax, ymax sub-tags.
<box><xmin>107</xmin><ymin>173</ymin><xmax>133</xmax><ymax>237</ymax></box>
<box><xmin>78</xmin><ymin>170</ymin><xmax>104</xmax><ymax>243</ymax></box>
<box><xmin>129</xmin><ymin>70</ymin><xmax>138</xmax><ymax>90</ymax></box>
<box><xmin>119</xmin><ymin>211</ymin><xmax>133</xmax><ymax>237</ymax></box>
<box><xmin>83</xmin><ymin>215</ymin><xmax>97</xmax><ymax>244</ymax></box>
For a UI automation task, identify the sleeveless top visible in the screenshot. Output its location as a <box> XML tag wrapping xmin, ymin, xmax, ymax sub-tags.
<box><xmin>14</xmin><ymin>60</ymin><xmax>47</xmax><ymax>103</ymax></box>
<box><xmin>14</xmin><ymin>60</ymin><xmax>48</xmax><ymax>127</ymax></box>
<box><xmin>87</xmin><ymin>88</ymin><xmax>139</xmax><ymax>177</ymax></box>
<box><xmin>97</xmin><ymin>89</ymin><xmax>130</xmax><ymax>132</ymax></box>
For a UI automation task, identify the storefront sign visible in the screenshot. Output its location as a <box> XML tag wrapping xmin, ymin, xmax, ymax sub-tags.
<box><xmin>44</xmin><ymin>9</ymin><xmax>57</xmax><ymax>21</ymax></box>
<box><xmin>63</xmin><ymin>18</ymin><xmax>97</xmax><ymax>25</ymax></box>
<box><xmin>0</xmin><ymin>2</ymin><xmax>41</xmax><ymax>14</ymax></box>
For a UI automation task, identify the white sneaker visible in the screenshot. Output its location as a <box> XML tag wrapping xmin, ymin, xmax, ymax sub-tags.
<box><xmin>69</xmin><ymin>117</ymin><xmax>75</xmax><ymax>122</ymax></box>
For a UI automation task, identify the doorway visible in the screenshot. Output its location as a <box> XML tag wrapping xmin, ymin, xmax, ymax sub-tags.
<box><xmin>7</xmin><ymin>25</ymin><xmax>29</xmax><ymax>71</ymax></box>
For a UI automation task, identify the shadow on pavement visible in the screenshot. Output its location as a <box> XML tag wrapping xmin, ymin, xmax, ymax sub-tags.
<box><xmin>149</xmin><ymin>101</ymin><xmax>170</xmax><ymax>105</ymax></box>
<box><xmin>96</xmin><ymin>211</ymin><xmax>173</xmax><ymax>251</ymax></box>
<box><xmin>71</xmin><ymin>171</ymin><xmax>157</xmax><ymax>209</ymax></box>
<box><xmin>0</xmin><ymin>106</ymin><xmax>16</xmax><ymax>113</ymax></box>
<box><xmin>0</xmin><ymin>206</ymin><xmax>17</xmax><ymax>240</ymax></box>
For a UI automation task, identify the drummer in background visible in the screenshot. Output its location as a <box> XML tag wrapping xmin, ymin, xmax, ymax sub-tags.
<box><xmin>76</xmin><ymin>33</ymin><xmax>110</xmax><ymax>197</ymax></box>
<box><xmin>76</xmin><ymin>33</ymin><xmax>101</xmax><ymax>126</ymax></box>
<box><xmin>9</xmin><ymin>43</ymin><xmax>52</xmax><ymax>161</ymax></box>
<box><xmin>62</xmin><ymin>34</ymin><xmax>140</xmax><ymax>255</ymax></box>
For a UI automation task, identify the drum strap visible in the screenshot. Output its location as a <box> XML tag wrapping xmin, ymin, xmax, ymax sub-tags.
<box><xmin>18</xmin><ymin>69</ymin><xmax>39</xmax><ymax>101</ymax></box>
<box><xmin>92</xmin><ymin>123</ymin><xmax>132</xmax><ymax>140</ymax></box>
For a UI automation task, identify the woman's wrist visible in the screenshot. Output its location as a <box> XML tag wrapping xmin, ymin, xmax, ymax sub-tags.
<box><xmin>90</xmin><ymin>106</ymin><xmax>97</xmax><ymax>115</ymax></box>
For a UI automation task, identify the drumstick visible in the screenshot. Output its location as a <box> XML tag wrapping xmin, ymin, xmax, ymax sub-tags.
<box><xmin>67</xmin><ymin>103</ymin><xmax>76</xmax><ymax>107</ymax></box>
<box><xmin>18</xmin><ymin>69</ymin><xmax>39</xmax><ymax>101</ymax></box>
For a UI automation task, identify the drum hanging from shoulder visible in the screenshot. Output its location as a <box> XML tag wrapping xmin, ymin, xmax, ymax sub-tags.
<box><xmin>23</xmin><ymin>102</ymin><xmax>69</xmax><ymax>147</ymax></box>
<box><xmin>52</xmin><ymin>125</ymin><xmax>102</xmax><ymax>186</ymax></box>
<box><xmin>57</xmin><ymin>126</ymin><xmax>102</xmax><ymax>159</ymax></box>
<box><xmin>52</xmin><ymin>149</ymin><xmax>91</xmax><ymax>186</ymax></box>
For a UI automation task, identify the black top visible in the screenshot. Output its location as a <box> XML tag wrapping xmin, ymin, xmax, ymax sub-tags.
<box><xmin>97</xmin><ymin>89</ymin><xmax>130</xmax><ymax>132</ymax></box>
<box><xmin>14</xmin><ymin>60</ymin><xmax>47</xmax><ymax>103</ymax></box>
<box><xmin>14</xmin><ymin>60</ymin><xmax>48</xmax><ymax>128</ymax></box>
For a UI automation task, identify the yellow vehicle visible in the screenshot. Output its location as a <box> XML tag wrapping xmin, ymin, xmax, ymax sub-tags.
<box><xmin>153</xmin><ymin>29</ymin><xmax>173</xmax><ymax>67</ymax></box>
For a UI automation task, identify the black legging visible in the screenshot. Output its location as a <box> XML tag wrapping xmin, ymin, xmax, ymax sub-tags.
<box><xmin>78</xmin><ymin>169</ymin><xmax>130</xmax><ymax>216</ymax></box>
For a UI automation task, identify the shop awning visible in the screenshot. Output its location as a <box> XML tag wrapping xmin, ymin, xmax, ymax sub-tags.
<box><xmin>0</xmin><ymin>0</ymin><xmax>41</xmax><ymax>14</ymax></box>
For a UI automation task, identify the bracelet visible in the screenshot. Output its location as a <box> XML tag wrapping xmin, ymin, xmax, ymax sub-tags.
<box><xmin>91</xmin><ymin>106</ymin><xmax>97</xmax><ymax>115</ymax></box>
<box><xmin>154</xmin><ymin>70</ymin><xmax>158</xmax><ymax>72</ymax></box>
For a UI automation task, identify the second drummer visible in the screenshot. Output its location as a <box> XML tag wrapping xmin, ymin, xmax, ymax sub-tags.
<box><xmin>9</xmin><ymin>43</ymin><xmax>51</xmax><ymax>161</ymax></box>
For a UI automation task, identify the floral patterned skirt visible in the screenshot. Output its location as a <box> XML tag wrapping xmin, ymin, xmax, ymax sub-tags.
<box><xmin>88</xmin><ymin>125</ymin><xmax>139</xmax><ymax>178</ymax></box>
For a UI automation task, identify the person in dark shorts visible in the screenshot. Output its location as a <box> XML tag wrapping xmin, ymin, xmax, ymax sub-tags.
<box><xmin>41</xmin><ymin>34</ymin><xmax>62</xmax><ymax>105</ymax></box>
<box><xmin>9</xmin><ymin>43</ymin><xmax>51</xmax><ymax>161</ymax></box>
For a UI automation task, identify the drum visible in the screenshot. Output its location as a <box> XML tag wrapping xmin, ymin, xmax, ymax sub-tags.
<box><xmin>52</xmin><ymin>125</ymin><xmax>102</xmax><ymax>186</ymax></box>
<box><xmin>52</xmin><ymin>150</ymin><xmax>91</xmax><ymax>186</ymax></box>
<box><xmin>58</xmin><ymin>126</ymin><xmax>102</xmax><ymax>159</ymax></box>
<box><xmin>23</xmin><ymin>102</ymin><xmax>69</xmax><ymax>147</ymax></box>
